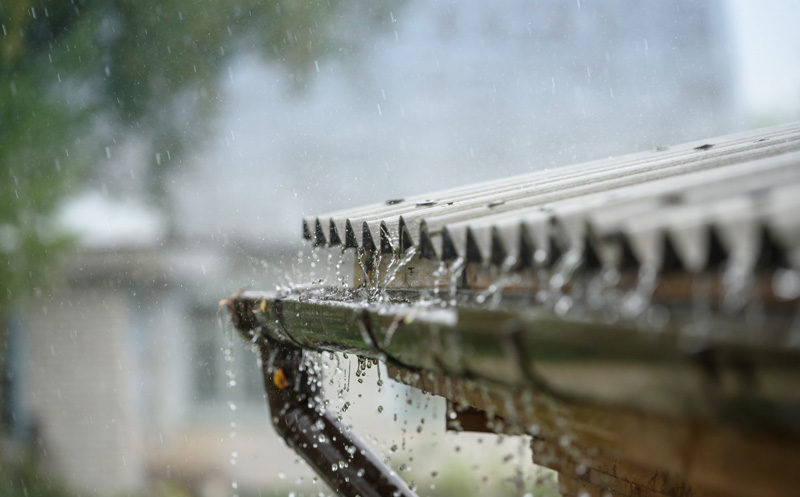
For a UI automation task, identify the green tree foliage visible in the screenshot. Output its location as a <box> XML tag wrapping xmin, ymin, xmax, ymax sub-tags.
<box><xmin>0</xmin><ymin>0</ymin><xmax>404</xmax><ymax>308</ymax></box>
<box><xmin>0</xmin><ymin>455</ymin><xmax>74</xmax><ymax>497</ymax></box>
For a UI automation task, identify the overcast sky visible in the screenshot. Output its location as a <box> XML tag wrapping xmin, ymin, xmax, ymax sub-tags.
<box><xmin>729</xmin><ymin>0</ymin><xmax>800</xmax><ymax>118</ymax></box>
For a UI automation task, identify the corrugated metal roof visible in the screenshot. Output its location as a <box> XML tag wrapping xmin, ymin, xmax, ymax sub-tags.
<box><xmin>304</xmin><ymin>122</ymin><xmax>800</xmax><ymax>273</ymax></box>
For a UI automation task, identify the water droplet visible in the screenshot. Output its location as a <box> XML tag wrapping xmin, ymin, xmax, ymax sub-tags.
<box><xmin>774</xmin><ymin>269</ymin><xmax>800</xmax><ymax>300</ymax></box>
<box><xmin>646</xmin><ymin>305</ymin><xmax>670</xmax><ymax>329</ymax></box>
<box><xmin>554</xmin><ymin>295</ymin><xmax>573</xmax><ymax>316</ymax></box>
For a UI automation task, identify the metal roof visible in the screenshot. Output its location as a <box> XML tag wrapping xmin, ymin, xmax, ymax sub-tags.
<box><xmin>304</xmin><ymin>122</ymin><xmax>800</xmax><ymax>273</ymax></box>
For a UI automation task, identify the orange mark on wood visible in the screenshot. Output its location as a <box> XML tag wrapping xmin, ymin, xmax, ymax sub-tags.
<box><xmin>273</xmin><ymin>368</ymin><xmax>289</xmax><ymax>390</ymax></box>
<box><xmin>252</xmin><ymin>297</ymin><xmax>268</xmax><ymax>315</ymax></box>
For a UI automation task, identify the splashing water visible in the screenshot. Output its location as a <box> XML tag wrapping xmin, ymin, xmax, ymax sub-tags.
<box><xmin>721</xmin><ymin>261</ymin><xmax>754</xmax><ymax>316</ymax></box>
<box><xmin>475</xmin><ymin>257</ymin><xmax>520</xmax><ymax>308</ymax></box>
<box><xmin>218</xmin><ymin>308</ymin><xmax>241</xmax><ymax>496</ymax></box>
<box><xmin>356</xmin><ymin>247</ymin><xmax>374</xmax><ymax>290</ymax></box>
<box><xmin>431</xmin><ymin>260</ymin><xmax>447</xmax><ymax>303</ymax></box>
<box><xmin>381</xmin><ymin>246</ymin><xmax>418</xmax><ymax>292</ymax></box>
<box><xmin>334</xmin><ymin>246</ymin><xmax>349</xmax><ymax>288</ymax></box>
<box><xmin>447</xmin><ymin>257</ymin><xmax>466</xmax><ymax>306</ymax></box>
<box><xmin>618</xmin><ymin>265</ymin><xmax>648</xmax><ymax>317</ymax></box>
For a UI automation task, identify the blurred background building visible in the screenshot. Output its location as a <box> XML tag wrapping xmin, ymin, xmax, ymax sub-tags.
<box><xmin>2</xmin><ymin>0</ymin><xmax>799</xmax><ymax>496</ymax></box>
